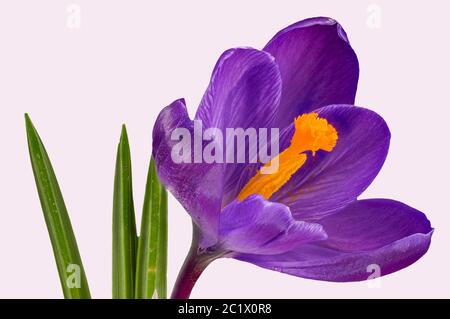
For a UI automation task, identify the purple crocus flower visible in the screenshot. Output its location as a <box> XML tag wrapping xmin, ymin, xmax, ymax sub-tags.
<box><xmin>152</xmin><ymin>17</ymin><xmax>433</xmax><ymax>298</ymax></box>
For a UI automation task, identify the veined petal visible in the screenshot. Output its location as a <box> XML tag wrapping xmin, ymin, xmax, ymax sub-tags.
<box><xmin>218</xmin><ymin>195</ymin><xmax>327</xmax><ymax>255</ymax></box>
<box><xmin>195</xmin><ymin>47</ymin><xmax>281</xmax><ymax>130</ymax></box>
<box><xmin>263</xmin><ymin>17</ymin><xmax>359</xmax><ymax>129</ymax></box>
<box><xmin>152</xmin><ymin>99</ymin><xmax>224</xmax><ymax>247</ymax></box>
<box><xmin>235</xmin><ymin>199</ymin><xmax>433</xmax><ymax>282</ymax></box>
<box><xmin>194</xmin><ymin>48</ymin><xmax>282</xmax><ymax>206</ymax></box>
<box><xmin>271</xmin><ymin>105</ymin><xmax>390</xmax><ymax>221</ymax></box>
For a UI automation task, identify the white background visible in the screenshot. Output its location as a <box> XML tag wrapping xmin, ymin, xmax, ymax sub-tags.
<box><xmin>0</xmin><ymin>0</ymin><xmax>449</xmax><ymax>298</ymax></box>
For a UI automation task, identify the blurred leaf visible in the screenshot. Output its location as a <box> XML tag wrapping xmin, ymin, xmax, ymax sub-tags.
<box><xmin>112</xmin><ymin>125</ymin><xmax>137</xmax><ymax>299</ymax></box>
<box><xmin>25</xmin><ymin>114</ymin><xmax>91</xmax><ymax>299</ymax></box>
<box><xmin>135</xmin><ymin>158</ymin><xmax>168</xmax><ymax>298</ymax></box>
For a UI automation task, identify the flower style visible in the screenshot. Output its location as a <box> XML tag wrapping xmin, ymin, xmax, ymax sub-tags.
<box><xmin>152</xmin><ymin>17</ymin><xmax>433</xmax><ymax>298</ymax></box>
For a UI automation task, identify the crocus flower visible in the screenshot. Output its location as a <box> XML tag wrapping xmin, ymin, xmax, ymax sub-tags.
<box><xmin>152</xmin><ymin>17</ymin><xmax>433</xmax><ymax>298</ymax></box>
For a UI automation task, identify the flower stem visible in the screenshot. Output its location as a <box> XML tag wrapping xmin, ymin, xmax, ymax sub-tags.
<box><xmin>171</xmin><ymin>225</ymin><xmax>214</xmax><ymax>299</ymax></box>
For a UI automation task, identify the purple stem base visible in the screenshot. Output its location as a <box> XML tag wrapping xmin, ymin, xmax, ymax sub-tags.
<box><xmin>171</xmin><ymin>224</ymin><xmax>216</xmax><ymax>299</ymax></box>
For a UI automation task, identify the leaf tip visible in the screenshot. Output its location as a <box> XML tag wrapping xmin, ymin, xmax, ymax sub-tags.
<box><xmin>25</xmin><ymin>113</ymin><xmax>33</xmax><ymax>129</ymax></box>
<box><xmin>120</xmin><ymin>124</ymin><xmax>129</xmax><ymax>144</ymax></box>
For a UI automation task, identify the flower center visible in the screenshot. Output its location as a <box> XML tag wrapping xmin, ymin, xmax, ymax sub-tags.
<box><xmin>237</xmin><ymin>113</ymin><xmax>338</xmax><ymax>202</ymax></box>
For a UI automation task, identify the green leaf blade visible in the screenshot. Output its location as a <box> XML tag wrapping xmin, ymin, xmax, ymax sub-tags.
<box><xmin>112</xmin><ymin>125</ymin><xmax>138</xmax><ymax>299</ymax></box>
<box><xmin>155</xmin><ymin>186</ymin><xmax>168</xmax><ymax>298</ymax></box>
<box><xmin>25</xmin><ymin>114</ymin><xmax>91</xmax><ymax>299</ymax></box>
<box><xmin>135</xmin><ymin>158</ymin><xmax>168</xmax><ymax>299</ymax></box>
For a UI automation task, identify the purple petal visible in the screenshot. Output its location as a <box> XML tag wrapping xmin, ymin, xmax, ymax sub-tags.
<box><xmin>317</xmin><ymin>199</ymin><xmax>432</xmax><ymax>251</ymax></box>
<box><xmin>152</xmin><ymin>99</ymin><xmax>224</xmax><ymax>247</ymax></box>
<box><xmin>263</xmin><ymin>17</ymin><xmax>359</xmax><ymax>129</ymax></box>
<box><xmin>194</xmin><ymin>48</ymin><xmax>281</xmax><ymax>130</ymax></box>
<box><xmin>271</xmin><ymin>105</ymin><xmax>390</xmax><ymax>221</ymax></box>
<box><xmin>235</xmin><ymin>199</ymin><xmax>433</xmax><ymax>282</ymax></box>
<box><xmin>194</xmin><ymin>48</ymin><xmax>282</xmax><ymax>206</ymax></box>
<box><xmin>219</xmin><ymin>195</ymin><xmax>327</xmax><ymax>255</ymax></box>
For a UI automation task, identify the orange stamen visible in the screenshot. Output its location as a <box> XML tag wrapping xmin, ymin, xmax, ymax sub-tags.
<box><xmin>238</xmin><ymin>113</ymin><xmax>338</xmax><ymax>201</ymax></box>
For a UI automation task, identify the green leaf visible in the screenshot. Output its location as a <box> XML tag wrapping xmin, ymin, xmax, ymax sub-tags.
<box><xmin>112</xmin><ymin>125</ymin><xmax>138</xmax><ymax>299</ymax></box>
<box><xmin>135</xmin><ymin>158</ymin><xmax>168</xmax><ymax>299</ymax></box>
<box><xmin>25</xmin><ymin>114</ymin><xmax>91</xmax><ymax>299</ymax></box>
<box><xmin>155</xmin><ymin>186</ymin><xmax>168</xmax><ymax>298</ymax></box>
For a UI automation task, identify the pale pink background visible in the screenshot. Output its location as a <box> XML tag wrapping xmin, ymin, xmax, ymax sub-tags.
<box><xmin>0</xmin><ymin>0</ymin><xmax>448</xmax><ymax>298</ymax></box>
